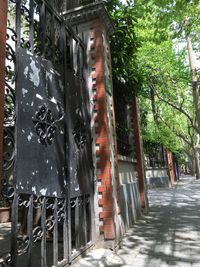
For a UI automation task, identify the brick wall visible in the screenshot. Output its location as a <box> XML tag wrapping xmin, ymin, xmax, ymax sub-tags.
<box><xmin>131</xmin><ymin>96</ymin><xmax>146</xmax><ymax>208</ymax></box>
<box><xmin>0</xmin><ymin>0</ymin><xmax>7</xmax><ymax>181</ymax></box>
<box><xmin>91</xmin><ymin>19</ymin><xmax>115</xmax><ymax>240</ymax></box>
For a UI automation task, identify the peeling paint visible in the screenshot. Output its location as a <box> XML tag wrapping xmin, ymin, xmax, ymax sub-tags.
<box><xmin>32</xmin><ymin>186</ymin><xmax>36</xmax><ymax>194</ymax></box>
<box><xmin>24</xmin><ymin>66</ymin><xmax>29</xmax><ymax>77</ymax></box>
<box><xmin>36</xmin><ymin>93</ymin><xmax>43</xmax><ymax>100</ymax></box>
<box><xmin>50</xmin><ymin>96</ymin><xmax>57</xmax><ymax>104</ymax></box>
<box><xmin>22</xmin><ymin>88</ymin><xmax>28</xmax><ymax>97</ymax></box>
<box><xmin>40</xmin><ymin>188</ymin><xmax>47</xmax><ymax>195</ymax></box>
<box><xmin>27</xmin><ymin>132</ymin><xmax>33</xmax><ymax>142</ymax></box>
<box><xmin>30</xmin><ymin>60</ymin><xmax>40</xmax><ymax>87</ymax></box>
<box><xmin>53</xmin><ymin>191</ymin><xmax>57</xmax><ymax>197</ymax></box>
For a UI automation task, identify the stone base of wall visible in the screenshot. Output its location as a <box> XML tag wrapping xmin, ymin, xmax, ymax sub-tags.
<box><xmin>120</xmin><ymin>181</ymin><xmax>141</xmax><ymax>231</ymax></box>
<box><xmin>146</xmin><ymin>176</ymin><xmax>169</xmax><ymax>189</ymax></box>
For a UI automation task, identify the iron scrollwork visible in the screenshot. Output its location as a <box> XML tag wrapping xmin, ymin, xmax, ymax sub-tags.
<box><xmin>32</xmin><ymin>104</ymin><xmax>64</xmax><ymax>146</ymax></box>
<box><xmin>1</xmin><ymin>179</ymin><xmax>15</xmax><ymax>202</ymax></box>
<box><xmin>72</xmin><ymin>108</ymin><xmax>87</xmax><ymax>150</ymax></box>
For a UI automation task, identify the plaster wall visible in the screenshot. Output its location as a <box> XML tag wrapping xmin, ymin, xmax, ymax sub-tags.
<box><xmin>118</xmin><ymin>156</ymin><xmax>136</xmax><ymax>184</ymax></box>
<box><xmin>146</xmin><ymin>168</ymin><xmax>168</xmax><ymax>178</ymax></box>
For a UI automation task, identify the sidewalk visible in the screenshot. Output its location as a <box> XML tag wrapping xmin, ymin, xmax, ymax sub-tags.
<box><xmin>1</xmin><ymin>176</ymin><xmax>200</xmax><ymax>266</ymax></box>
<box><xmin>74</xmin><ymin>176</ymin><xmax>200</xmax><ymax>266</ymax></box>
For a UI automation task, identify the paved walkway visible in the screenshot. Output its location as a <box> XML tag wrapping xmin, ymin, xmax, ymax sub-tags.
<box><xmin>75</xmin><ymin>176</ymin><xmax>200</xmax><ymax>266</ymax></box>
<box><xmin>1</xmin><ymin>176</ymin><xmax>200</xmax><ymax>266</ymax></box>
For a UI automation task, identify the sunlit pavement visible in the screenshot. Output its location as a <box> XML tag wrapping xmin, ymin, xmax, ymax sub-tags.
<box><xmin>75</xmin><ymin>175</ymin><xmax>200</xmax><ymax>266</ymax></box>
<box><xmin>1</xmin><ymin>176</ymin><xmax>200</xmax><ymax>266</ymax></box>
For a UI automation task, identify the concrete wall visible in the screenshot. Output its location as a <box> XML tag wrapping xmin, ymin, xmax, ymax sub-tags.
<box><xmin>146</xmin><ymin>168</ymin><xmax>169</xmax><ymax>188</ymax></box>
<box><xmin>118</xmin><ymin>156</ymin><xmax>136</xmax><ymax>184</ymax></box>
<box><xmin>118</xmin><ymin>156</ymin><xmax>141</xmax><ymax>232</ymax></box>
<box><xmin>120</xmin><ymin>181</ymin><xmax>141</xmax><ymax>230</ymax></box>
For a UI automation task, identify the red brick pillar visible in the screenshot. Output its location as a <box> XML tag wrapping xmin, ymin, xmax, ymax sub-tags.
<box><xmin>131</xmin><ymin>96</ymin><xmax>146</xmax><ymax>208</ymax></box>
<box><xmin>92</xmin><ymin>19</ymin><xmax>115</xmax><ymax>240</ymax></box>
<box><xmin>0</xmin><ymin>0</ymin><xmax>7</xmax><ymax>182</ymax></box>
<box><xmin>166</xmin><ymin>150</ymin><xmax>176</xmax><ymax>186</ymax></box>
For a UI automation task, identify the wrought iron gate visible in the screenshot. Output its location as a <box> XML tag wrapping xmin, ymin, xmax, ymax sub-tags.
<box><xmin>1</xmin><ymin>0</ymin><xmax>94</xmax><ymax>266</ymax></box>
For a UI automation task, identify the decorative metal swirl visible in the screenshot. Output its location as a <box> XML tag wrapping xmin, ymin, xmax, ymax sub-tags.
<box><xmin>57</xmin><ymin>199</ymin><xmax>65</xmax><ymax>222</ymax></box>
<box><xmin>32</xmin><ymin>226</ymin><xmax>43</xmax><ymax>242</ymax></box>
<box><xmin>17</xmin><ymin>236</ymin><xmax>29</xmax><ymax>255</ymax></box>
<box><xmin>32</xmin><ymin>104</ymin><xmax>64</xmax><ymax>146</ymax></box>
<box><xmin>18</xmin><ymin>195</ymin><xmax>31</xmax><ymax>208</ymax></box>
<box><xmin>72</xmin><ymin>109</ymin><xmax>87</xmax><ymax>150</ymax></box>
<box><xmin>17</xmin><ymin>227</ymin><xmax>44</xmax><ymax>255</ymax></box>
<box><xmin>20</xmin><ymin>38</ymin><xmax>31</xmax><ymax>50</ymax></box>
<box><xmin>4</xmin><ymin>83</ymin><xmax>16</xmax><ymax>126</ymax></box>
<box><xmin>6</xmin><ymin>43</ymin><xmax>16</xmax><ymax>64</ymax></box>
<box><xmin>20</xmin><ymin>5</ymin><xmax>31</xmax><ymax>23</ymax></box>
<box><xmin>1</xmin><ymin>179</ymin><xmax>15</xmax><ymax>201</ymax></box>
<box><xmin>46</xmin><ymin>216</ymin><xmax>55</xmax><ymax>232</ymax></box>
<box><xmin>33</xmin><ymin>196</ymin><xmax>43</xmax><ymax>208</ymax></box>
<box><xmin>3</xmin><ymin>128</ymin><xmax>15</xmax><ymax>171</ymax></box>
<box><xmin>0</xmin><ymin>252</ymin><xmax>11</xmax><ymax>266</ymax></box>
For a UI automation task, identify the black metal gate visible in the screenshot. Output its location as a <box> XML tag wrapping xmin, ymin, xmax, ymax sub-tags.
<box><xmin>1</xmin><ymin>0</ymin><xmax>94</xmax><ymax>266</ymax></box>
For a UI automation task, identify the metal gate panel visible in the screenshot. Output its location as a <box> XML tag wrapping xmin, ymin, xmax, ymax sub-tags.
<box><xmin>0</xmin><ymin>0</ymin><xmax>94</xmax><ymax>266</ymax></box>
<box><xmin>16</xmin><ymin>48</ymin><xmax>66</xmax><ymax>198</ymax></box>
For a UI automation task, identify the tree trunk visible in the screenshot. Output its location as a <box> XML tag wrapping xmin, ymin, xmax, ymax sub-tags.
<box><xmin>186</xmin><ymin>31</ymin><xmax>200</xmax><ymax>131</ymax></box>
<box><xmin>194</xmin><ymin>148</ymin><xmax>200</xmax><ymax>179</ymax></box>
<box><xmin>185</xmin><ymin>24</ymin><xmax>200</xmax><ymax>179</ymax></box>
<box><xmin>191</xmin><ymin>156</ymin><xmax>196</xmax><ymax>176</ymax></box>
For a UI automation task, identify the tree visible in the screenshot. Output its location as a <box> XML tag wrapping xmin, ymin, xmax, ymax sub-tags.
<box><xmin>107</xmin><ymin>0</ymin><xmax>200</xmax><ymax>177</ymax></box>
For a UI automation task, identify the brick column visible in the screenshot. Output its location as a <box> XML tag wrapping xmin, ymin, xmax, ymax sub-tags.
<box><xmin>131</xmin><ymin>96</ymin><xmax>146</xmax><ymax>208</ymax></box>
<box><xmin>92</xmin><ymin>19</ymin><xmax>115</xmax><ymax>240</ymax></box>
<box><xmin>166</xmin><ymin>150</ymin><xmax>176</xmax><ymax>186</ymax></box>
<box><xmin>0</xmin><ymin>0</ymin><xmax>7</xmax><ymax>182</ymax></box>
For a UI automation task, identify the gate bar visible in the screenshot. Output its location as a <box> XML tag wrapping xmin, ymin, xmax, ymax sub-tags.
<box><xmin>11</xmin><ymin>193</ymin><xmax>19</xmax><ymax>267</ymax></box>
<box><xmin>53</xmin><ymin>198</ymin><xmax>58</xmax><ymax>266</ymax></box>
<box><xmin>27</xmin><ymin>195</ymin><xmax>34</xmax><ymax>267</ymax></box>
<box><xmin>41</xmin><ymin>197</ymin><xmax>47</xmax><ymax>267</ymax></box>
